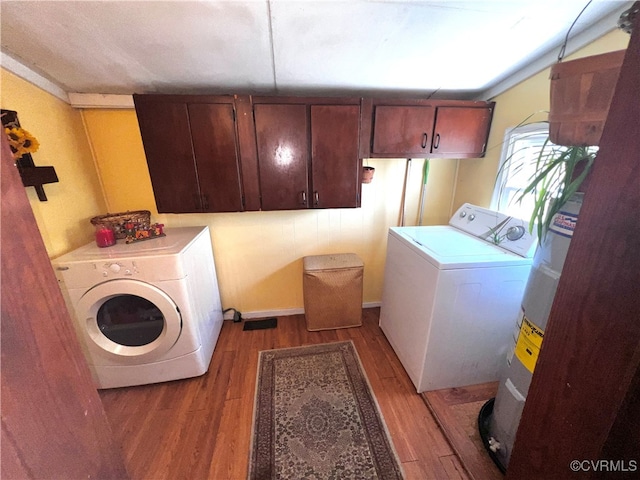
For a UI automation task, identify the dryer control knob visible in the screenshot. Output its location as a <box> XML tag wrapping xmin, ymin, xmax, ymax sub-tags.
<box><xmin>109</xmin><ymin>263</ymin><xmax>121</xmax><ymax>273</ymax></box>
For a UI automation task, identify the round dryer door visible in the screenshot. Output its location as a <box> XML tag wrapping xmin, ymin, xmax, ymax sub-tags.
<box><xmin>76</xmin><ymin>279</ymin><xmax>182</xmax><ymax>362</ymax></box>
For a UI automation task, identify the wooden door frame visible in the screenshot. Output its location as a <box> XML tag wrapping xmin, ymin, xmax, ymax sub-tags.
<box><xmin>506</xmin><ymin>4</ymin><xmax>640</xmax><ymax>478</ymax></box>
<box><xmin>1</xmin><ymin>133</ymin><xmax>128</xmax><ymax>478</ymax></box>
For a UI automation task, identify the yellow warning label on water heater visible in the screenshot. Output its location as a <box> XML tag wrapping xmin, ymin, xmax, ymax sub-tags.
<box><xmin>514</xmin><ymin>316</ymin><xmax>545</xmax><ymax>374</ymax></box>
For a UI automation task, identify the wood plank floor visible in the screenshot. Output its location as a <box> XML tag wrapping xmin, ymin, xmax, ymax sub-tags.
<box><xmin>99</xmin><ymin>308</ymin><xmax>470</xmax><ymax>479</ymax></box>
<box><xmin>423</xmin><ymin>383</ymin><xmax>503</xmax><ymax>480</ymax></box>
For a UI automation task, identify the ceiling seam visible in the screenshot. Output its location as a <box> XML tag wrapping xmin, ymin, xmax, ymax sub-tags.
<box><xmin>267</xmin><ymin>0</ymin><xmax>278</xmax><ymax>92</ymax></box>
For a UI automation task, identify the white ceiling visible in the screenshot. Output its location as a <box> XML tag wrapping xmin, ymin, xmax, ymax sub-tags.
<box><xmin>0</xmin><ymin>0</ymin><xmax>632</xmax><ymax>103</ymax></box>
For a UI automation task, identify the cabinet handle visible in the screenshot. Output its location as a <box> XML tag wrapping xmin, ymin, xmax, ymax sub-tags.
<box><xmin>314</xmin><ymin>191</ymin><xmax>319</xmax><ymax>206</ymax></box>
<box><xmin>202</xmin><ymin>194</ymin><xmax>210</xmax><ymax>210</ymax></box>
<box><xmin>300</xmin><ymin>191</ymin><xmax>307</xmax><ymax>206</ymax></box>
<box><xmin>434</xmin><ymin>133</ymin><xmax>441</xmax><ymax>149</ymax></box>
<box><xmin>421</xmin><ymin>133</ymin><xmax>428</xmax><ymax>149</ymax></box>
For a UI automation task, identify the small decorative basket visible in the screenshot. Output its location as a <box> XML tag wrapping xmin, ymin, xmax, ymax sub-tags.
<box><xmin>90</xmin><ymin>210</ymin><xmax>151</xmax><ymax>240</ymax></box>
<box><xmin>362</xmin><ymin>166</ymin><xmax>375</xmax><ymax>184</ymax></box>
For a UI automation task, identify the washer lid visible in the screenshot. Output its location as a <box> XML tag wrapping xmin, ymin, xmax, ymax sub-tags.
<box><xmin>390</xmin><ymin>226</ymin><xmax>533</xmax><ymax>269</ymax></box>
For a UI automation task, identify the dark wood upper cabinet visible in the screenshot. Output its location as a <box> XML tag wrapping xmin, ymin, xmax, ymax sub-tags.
<box><xmin>372</xmin><ymin>105</ymin><xmax>435</xmax><ymax>156</ymax></box>
<box><xmin>432</xmin><ymin>105</ymin><xmax>494</xmax><ymax>157</ymax></box>
<box><xmin>134</xmin><ymin>98</ymin><xmax>200</xmax><ymax>213</ymax></box>
<box><xmin>134</xmin><ymin>94</ymin><xmax>245</xmax><ymax>213</ymax></box>
<box><xmin>311</xmin><ymin>104</ymin><xmax>361</xmax><ymax>208</ymax></box>
<box><xmin>361</xmin><ymin>98</ymin><xmax>495</xmax><ymax>159</ymax></box>
<box><xmin>188</xmin><ymin>103</ymin><xmax>243</xmax><ymax>212</ymax></box>
<box><xmin>254</xmin><ymin>103</ymin><xmax>310</xmax><ymax>210</ymax></box>
<box><xmin>135</xmin><ymin>94</ymin><xmax>494</xmax><ymax>213</ymax></box>
<box><xmin>253</xmin><ymin>97</ymin><xmax>362</xmax><ymax>211</ymax></box>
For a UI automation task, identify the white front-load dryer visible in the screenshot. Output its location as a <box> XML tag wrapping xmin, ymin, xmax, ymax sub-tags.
<box><xmin>53</xmin><ymin>226</ymin><xmax>223</xmax><ymax>389</ymax></box>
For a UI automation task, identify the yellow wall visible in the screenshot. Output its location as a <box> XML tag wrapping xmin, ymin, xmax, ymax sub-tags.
<box><xmin>3</xmin><ymin>27</ymin><xmax>628</xmax><ymax>316</ymax></box>
<box><xmin>453</xmin><ymin>29</ymin><xmax>630</xmax><ymax>210</ymax></box>
<box><xmin>81</xmin><ymin>107</ymin><xmax>457</xmax><ymax>312</ymax></box>
<box><xmin>1</xmin><ymin>69</ymin><xmax>107</xmax><ymax>257</ymax></box>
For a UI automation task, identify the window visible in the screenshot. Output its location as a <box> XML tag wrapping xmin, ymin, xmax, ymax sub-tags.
<box><xmin>491</xmin><ymin>122</ymin><xmax>550</xmax><ymax>221</ymax></box>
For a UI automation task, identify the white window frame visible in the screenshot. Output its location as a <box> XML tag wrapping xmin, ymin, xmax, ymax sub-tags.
<box><xmin>490</xmin><ymin>122</ymin><xmax>550</xmax><ymax>221</ymax></box>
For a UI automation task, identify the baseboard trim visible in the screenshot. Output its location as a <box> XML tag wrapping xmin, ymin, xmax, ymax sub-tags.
<box><xmin>222</xmin><ymin>302</ymin><xmax>382</xmax><ymax>321</ymax></box>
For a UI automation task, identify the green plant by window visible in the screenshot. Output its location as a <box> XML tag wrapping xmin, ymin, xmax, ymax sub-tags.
<box><xmin>497</xmin><ymin>136</ymin><xmax>597</xmax><ymax>243</ymax></box>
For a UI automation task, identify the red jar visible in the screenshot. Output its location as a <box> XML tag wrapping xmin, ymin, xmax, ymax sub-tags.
<box><xmin>95</xmin><ymin>227</ymin><xmax>116</xmax><ymax>248</ymax></box>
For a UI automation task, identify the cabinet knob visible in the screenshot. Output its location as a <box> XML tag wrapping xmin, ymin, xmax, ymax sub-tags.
<box><xmin>421</xmin><ymin>133</ymin><xmax>428</xmax><ymax>149</ymax></box>
<box><xmin>433</xmin><ymin>133</ymin><xmax>441</xmax><ymax>149</ymax></box>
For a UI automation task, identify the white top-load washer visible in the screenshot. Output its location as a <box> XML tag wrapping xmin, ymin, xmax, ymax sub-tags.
<box><xmin>379</xmin><ymin>204</ymin><xmax>537</xmax><ymax>393</ymax></box>
<box><xmin>53</xmin><ymin>226</ymin><xmax>223</xmax><ymax>389</ymax></box>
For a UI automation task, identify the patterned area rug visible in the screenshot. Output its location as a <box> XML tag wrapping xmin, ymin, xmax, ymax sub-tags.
<box><xmin>249</xmin><ymin>341</ymin><xmax>403</xmax><ymax>479</ymax></box>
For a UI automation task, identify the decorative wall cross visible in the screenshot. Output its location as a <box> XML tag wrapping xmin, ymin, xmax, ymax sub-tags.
<box><xmin>1</xmin><ymin>109</ymin><xmax>58</xmax><ymax>201</ymax></box>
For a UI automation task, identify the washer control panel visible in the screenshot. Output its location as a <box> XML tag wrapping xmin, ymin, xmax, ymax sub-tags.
<box><xmin>101</xmin><ymin>261</ymin><xmax>139</xmax><ymax>277</ymax></box>
<box><xmin>450</xmin><ymin>203</ymin><xmax>537</xmax><ymax>257</ymax></box>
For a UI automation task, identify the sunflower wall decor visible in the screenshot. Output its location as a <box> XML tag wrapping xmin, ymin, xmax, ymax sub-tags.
<box><xmin>1</xmin><ymin>109</ymin><xmax>58</xmax><ymax>201</ymax></box>
<box><xmin>4</xmin><ymin>124</ymin><xmax>40</xmax><ymax>159</ymax></box>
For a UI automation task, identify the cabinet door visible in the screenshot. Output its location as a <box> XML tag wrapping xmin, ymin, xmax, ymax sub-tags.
<box><xmin>135</xmin><ymin>100</ymin><xmax>201</xmax><ymax>213</ymax></box>
<box><xmin>311</xmin><ymin>105</ymin><xmax>361</xmax><ymax>208</ymax></box>
<box><xmin>432</xmin><ymin>106</ymin><xmax>493</xmax><ymax>157</ymax></box>
<box><xmin>254</xmin><ymin>104</ymin><xmax>309</xmax><ymax>210</ymax></box>
<box><xmin>372</xmin><ymin>105</ymin><xmax>435</xmax><ymax>156</ymax></box>
<box><xmin>188</xmin><ymin>104</ymin><xmax>243</xmax><ymax>212</ymax></box>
